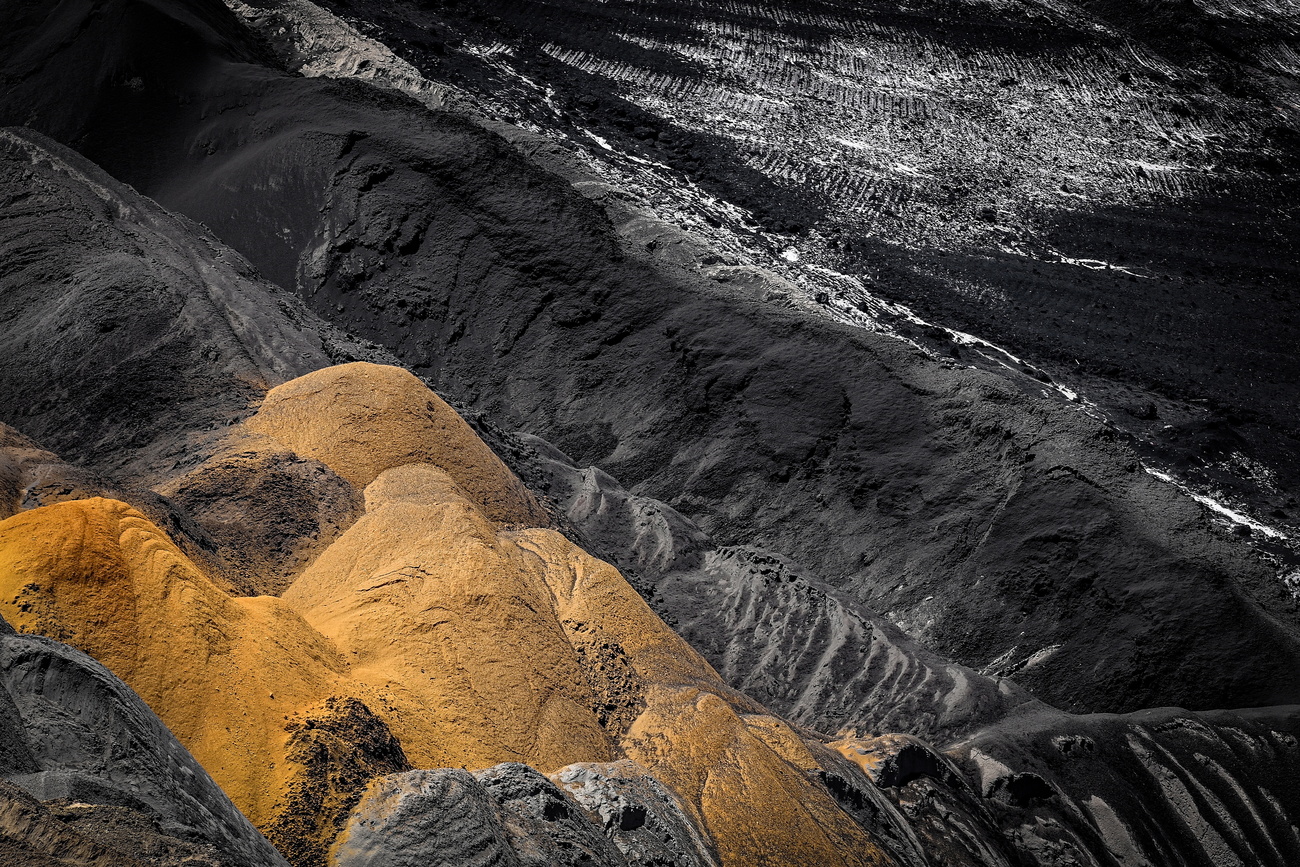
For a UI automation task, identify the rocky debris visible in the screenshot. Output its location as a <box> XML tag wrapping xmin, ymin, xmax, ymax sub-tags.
<box><xmin>552</xmin><ymin>760</ymin><xmax>719</xmax><ymax>867</ymax></box>
<box><xmin>0</xmin><ymin>617</ymin><xmax>288</xmax><ymax>866</ymax></box>
<box><xmin>225</xmin><ymin>0</ymin><xmax>452</xmax><ymax>109</ymax></box>
<box><xmin>333</xmin><ymin>770</ymin><xmax>523</xmax><ymax>867</ymax></box>
<box><xmin>475</xmin><ymin>763</ymin><xmax>626</xmax><ymax>867</ymax></box>
<box><xmin>267</xmin><ymin>697</ymin><xmax>412</xmax><ymax>867</ymax></box>
<box><xmin>557</xmin><ymin>620</ymin><xmax>646</xmax><ymax>736</ymax></box>
<box><xmin>157</xmin><ymin>446</ymin><xmax>364</xmax><ymax>596</ymax></box>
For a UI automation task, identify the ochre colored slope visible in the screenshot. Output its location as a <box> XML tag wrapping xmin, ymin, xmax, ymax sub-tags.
<box><xmin>0</xmin><ymin>498</ymin><xmax>345</xmax><ymax>827</ymax></box>
<box><xmin>282</xmin><ymin>464</ymin><xmax>617</xmax><ymax>772</ymax></box>
<box><xmin>530</xmin><ymin>528</ymin><xmax>892</xmax><ymax>866</ymax></box>
<box><xmin>0</xmin><ymin>363</ymin><xmax>891</xmax><ymax>867</ymax></box>
<box><xmin>245</xmin><ymin>362</ymin><xmax>546</xmax><ymax>526</ymax></box>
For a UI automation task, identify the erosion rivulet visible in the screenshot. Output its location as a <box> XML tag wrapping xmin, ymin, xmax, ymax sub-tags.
<box><xmin>0</xmin><ymin>0</ymin><xmax>1298</xmax><ymax>864</ymax></box>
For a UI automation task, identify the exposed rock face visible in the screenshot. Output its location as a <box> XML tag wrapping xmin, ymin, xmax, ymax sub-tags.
<box><xmin>332</xmin><ymin>770</ymin><xmax>523</xmax><ymax>867</ymax></box>
<box><xmin>475</xmin><ymin>763</ymin><xmax>628</xmax><ymax>867</ymax></box>
<box><xmin>552</xmin><ymin>761</ymin><xmax>720</xmax><ymax>867</ymax></box>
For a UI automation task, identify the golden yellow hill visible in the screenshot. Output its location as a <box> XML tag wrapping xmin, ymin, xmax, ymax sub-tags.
<box><xmin>0</xmin><ymin>363</ymin><xmax>892</xmax><ymax>867</ymax></box>
<box><xmin>525</xmin><ymin>526</ymin><xmax>893</xmax><ymax>867</ymax></box>
<box><xmin>245</xmin><ymin>362</ymin><xmax>546</xmax><ymax>526</ymax></box>
<box><xmin>0</xmin><ymin>498</ymin><xmax>345</xmax><ymax>827</ymax></box>
<box><xmin>282</xmin><ymin>463</ymin><xmax>617</xmax><ymax>772</ymax></box>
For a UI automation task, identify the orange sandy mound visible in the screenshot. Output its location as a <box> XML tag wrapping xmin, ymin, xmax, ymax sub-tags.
<box><xmin>528</xmin><ymin>527</ymin><xmax>892</xmax><ymax>866</ymax></box>
<box><xmin>626</xmin><ymin>690</ymin><xmax>893</xmax><ymax>867</ymax></box>
<box><xmin>0</xmin><ymin>364</ymin><xmax>891</xmax><ymax>867</ymax></box>
<box><xmin>283</xmin><ymin>464</ymin><xmax>617</xmax><ymax>771</ymax></box>
<box><xmin>0</xmin><ymin>498</ymin><xmax>345</xmax><ymax>827</ymax></box>
<box><xmin>245</xmin><ymin>363</ymin><xmax>545</xmax><ymax>526</ymax></box>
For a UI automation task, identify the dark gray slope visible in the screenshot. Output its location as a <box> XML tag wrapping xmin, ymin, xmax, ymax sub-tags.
<box><xmin>313</xmin><ymin>0</ymin><xmax>1300</xmax><ymax>548</ymax></box>
<box><xmin>0</xmin><ymin>124</ymin><xmax>396</xmax><ymax>481</ymax></box>
<box><xmin>520</xmin><ymin>426</ymin><xmax>1300</xmax><ymax>866</ymax></box>
<box><xmin>514</xmin><ymin>433</ymin><xmax>1040</xmax><ymax>745</ymax></box>
<box><xmin>0</xmin><ymin>125</ymin><xmax>398</xmax><ymax>593</ymax></box>
<box><xmin>0</xmin><ymin>0</ymin><xmax>1297</xmax><ymax>716</ymax></box>
<box><xmin>0</xmin><ymin>616</ymin><xmax>289</xmax><ymax>867</ymax></box>
<box><xmin>946</xmin><ymin>704</ymin><xmax>1300</xmax><ymax>867</ymax></box>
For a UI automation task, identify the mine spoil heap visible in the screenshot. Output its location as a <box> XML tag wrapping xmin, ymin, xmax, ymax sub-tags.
<box><xmin>0</xmin><ymin>0</ymin><xmax>1298</xmax><ymax>865</ymax></box>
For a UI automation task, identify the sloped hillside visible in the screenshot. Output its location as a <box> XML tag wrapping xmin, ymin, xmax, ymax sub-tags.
<box><xmin>2</xmin><ymin>0</ymin><xmax>1297</xmax><ymax>717</ymax></box>
<box><xmin>0</xmin><ymin>364</ymin><xmax>906</xmax><ymax>867</ymax></box>
<box><xmin>0</xmin><ymin>2</ymin><xmax>1299</xmax><ymax>866</ymax></box>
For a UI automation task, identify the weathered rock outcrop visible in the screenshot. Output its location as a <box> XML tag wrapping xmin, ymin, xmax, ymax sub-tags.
<box><xmin>332</xmin><ymin>770</ymin><xmax>522</xmax><ymax>867</ymax></box>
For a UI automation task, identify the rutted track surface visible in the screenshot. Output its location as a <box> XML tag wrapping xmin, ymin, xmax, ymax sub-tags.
<box><xmin>320</xmin><ymin>0</ymin><xmax>1300</xmax><ymax>567</ymax></box>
